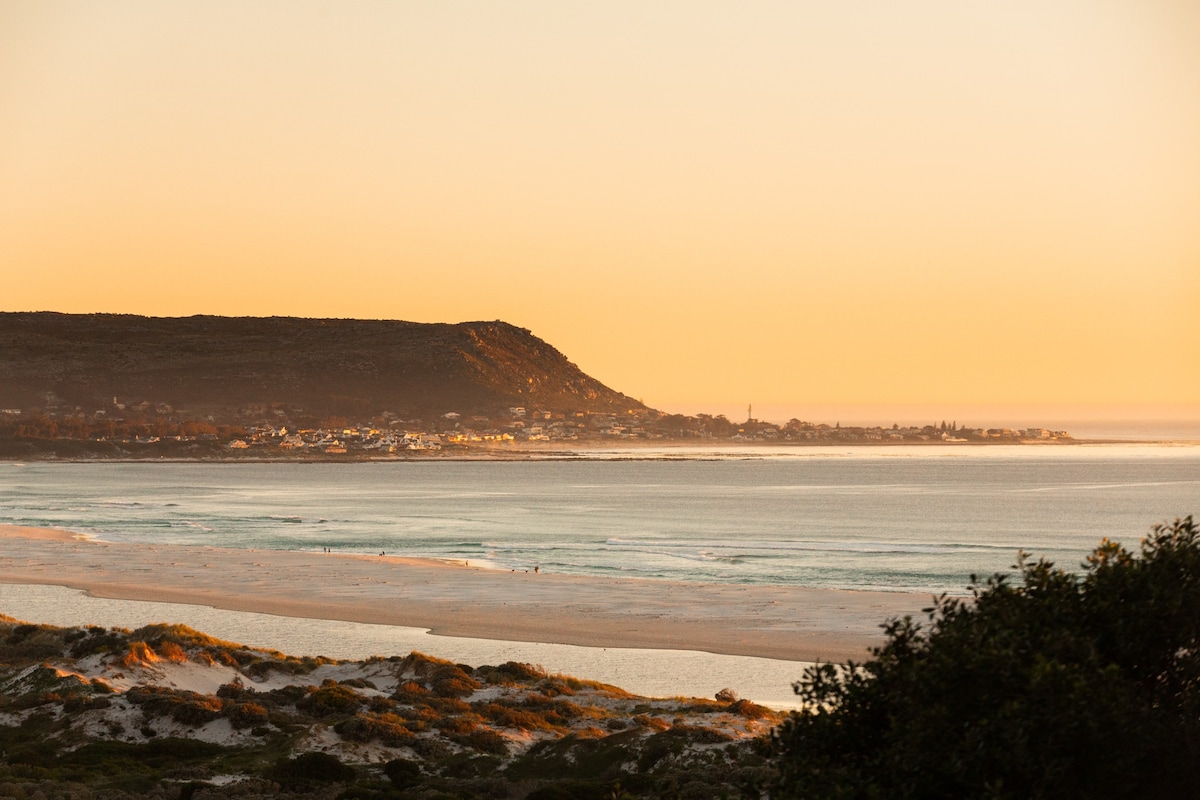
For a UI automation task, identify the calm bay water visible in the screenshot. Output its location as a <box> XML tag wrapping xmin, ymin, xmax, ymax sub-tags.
<box><xmin>2</xmin><ymin>445</ymin><xmax>1197</xmax><ymax>595</ymax></box>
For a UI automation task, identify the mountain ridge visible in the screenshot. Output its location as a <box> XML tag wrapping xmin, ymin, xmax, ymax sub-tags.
<box><xmin>0</xmin><ymin>312</ymin><xmax>645</xmax><ymax>420</ymax></box>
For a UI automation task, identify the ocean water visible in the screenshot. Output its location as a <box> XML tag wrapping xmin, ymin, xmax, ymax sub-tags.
<box><xmin>1</xmin><ymin>445</ymin><xmax>1197</xmax><ymax>594</ymax></box>
<box><xmin>1</xmin><ymin>447</ymin><xmax>1197</xmax><ymax>707</ymax></box>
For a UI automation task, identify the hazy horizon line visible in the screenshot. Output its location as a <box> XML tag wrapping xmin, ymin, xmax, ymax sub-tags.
<box><xmin>653</xmin><ymin>402</ymin><xmax>1200</xmax><ymax>428</ymax></box>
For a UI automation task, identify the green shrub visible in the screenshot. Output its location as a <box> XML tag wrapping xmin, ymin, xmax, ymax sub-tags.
<box><xmin>474</xmin><ymin>701</ymin><xmax>564</xmax><ymax>732</ymax></box>
<box><xmin>435</xmin><ymin>714</ymin><xmax>477</xmax><ymax>736</ymax></box>
<box><xmin>335</xmin><ymin>712</ymin><xmax>416</xmax><ymax>746</ymax></box>
<box><xmin>367</xmin><ymin>695</ymin><xmax>396</xmax><ymax>713</ymax></box>
<box><xmin>430</xmin><ymin>665</ymin><xmax>482</xmax><ymax>698</ymax></box>
<box><xmin>397</xmin><ymin>652</ymin><xmax>482</xmax><ymax>697</ymax></box>
<box><xmin>663</xmin><ymin>722</ymin><xmax>734</xmax><ymax>744</ymax></box>
<box><xmin>129</xmin><ymin>623</ymin><xmax>241</xmax><ymax>650</ymax></box>
<box><xmin>216</xmin><ymin>682</ymin><xmax>252</xmax><ymax>700</ymax></box>
<box><xmin>771</xmin><ymin>516</ymin><xmax>1200</xmax><ymax>799</ymax></box>
<box><xmin>62</xmin><ymin>694</ymin><xmax>111</xmax><ymax>713</ymax></box>
<box><xmin>383</xmin><ymin>757</ymin><xmax>422</xmax><ymax>789</ymax></box>
<box><xmin>476</xmin><ymin>661</ymin><xmax>547</xmax><ymax>685</ymax></box>
<box><xmin>464</xmin><ymin>728</ymin><xmax>509</xmax><ymax>755</ymax></box>
<box><xmin>68</xmin><ymin>628</ymin><xmax>128</xmax><ymax>659</ymax></box>
<box><xmin>1</xmin><ymin>622</ymin><xmax>66</xmax><ymax>660</ymax></box>
<box><xmin>298</xmin><ymin>683</ymin><xmax>364</xmax><ymax>716</ymax></box>
<box><xmin>172</xmin><ymin>695</ymin><xmax>223</xmax><ymax>727</ymax></box>
<box><xmin>266</xmin><ymin>751</ymin><xmax>355</xmax><ymax>787</ymax></box>
<box><xmin>727</xmin><ymin>698</ymin><xmax>774</xmax><ymax>719</ymax></box>
<box><xmin>225</xmin><ymin>701</ymin><xmax>269</xmax><ymax>728</ymax></box>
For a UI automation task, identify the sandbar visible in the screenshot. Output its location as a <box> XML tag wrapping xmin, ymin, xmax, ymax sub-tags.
<box><xmin>0</xmin><ymin>524</ymin><xmax>927</xmax><ymax>662</ymax></box>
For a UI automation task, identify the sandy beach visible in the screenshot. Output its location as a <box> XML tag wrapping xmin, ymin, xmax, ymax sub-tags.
<box><xmin>0</xmin><ymin>524</ymin><xmax>926</xmax><ymax>662</ymax></box>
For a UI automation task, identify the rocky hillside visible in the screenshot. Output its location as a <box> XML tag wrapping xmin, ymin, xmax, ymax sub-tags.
<box><xmin>0</xmin><ymin>617</ymin><xmax>778</xmax><ymax>799</ymax></box>
<box><xmin>0</xmin><ymin>313</ymin><xmax>644</xmax><ymax>420</ymax></box>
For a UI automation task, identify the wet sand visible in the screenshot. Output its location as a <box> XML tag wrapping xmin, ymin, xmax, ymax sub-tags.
<box><xmin>0</xmin><ymin>524</ymin><xmax>927</xmax><ymax>662</ymax></box>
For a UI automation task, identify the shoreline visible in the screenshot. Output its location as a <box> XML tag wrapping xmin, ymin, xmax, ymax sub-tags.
<box><xmin>1</xmin><ymin>437</ymin><xmax>1198</xmax><ymax>465</ymax></box>
<box><xmin>0</xmin><ymin>524</ymin><xmax>924</xmax><ymax>663</ymax></box>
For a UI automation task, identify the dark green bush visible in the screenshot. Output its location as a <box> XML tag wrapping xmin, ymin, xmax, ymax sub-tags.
<box><xmin>727</xmin><ymin>698</ymin><xmax>773</xmax><ymax>719</ymax></box>
<box><xmin>266</xmin><ymin>751</ymin><xmax>355</xmax><ymax>787</ymax></box>
<box><xmin>335</xmin><ymin>712</ymin><xmax>415</xmax><ymax>746</ymax></box>
<box><xmin>225</xmin><ymin>701</ymin><xmax>269</xmax><ymax>728</ymax></box>
<box><xmin>298</xmin><ymin>683</ymin><xmax>364</xmax><ymax>716</ymax></box>
<box><xmin>172</xmin><ymin>696</ymin><xmax>222</xmax><ymax>727</ymax></box>
<box><xmin>464</xmin><ymin>728</ymin><xmax>509</xmax><ymax>755</ymax></box>
<box><xmin>383</xmin><ymin>757</ymin><xmax>422</xmax><ymax>789</ymax></box>
<box><xmin>476</xmin><ymin>661</ymin><xmax>547</xmax><ymax>685</ymax></box>
<box><xmin>771</xmin><ymin>516</ymin><xmax>1200</xmax><ymax>800</ymax></box>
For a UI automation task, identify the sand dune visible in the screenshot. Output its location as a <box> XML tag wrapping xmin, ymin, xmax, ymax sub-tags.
<box><xmin>0</xmin><ymin>524</ymin><xmax>925</xmax><ymax>662</ymax></box>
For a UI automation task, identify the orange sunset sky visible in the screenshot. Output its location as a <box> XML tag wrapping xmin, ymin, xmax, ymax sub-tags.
<box><xmin>2</xmin><ymin>2</ymin><xmax>1198</xmax><ymax>424</ymax></box>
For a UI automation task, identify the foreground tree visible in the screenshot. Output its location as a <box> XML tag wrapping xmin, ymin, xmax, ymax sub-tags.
<box><xmin>770</xmin><ymin>516</ymin><xmax>1200</xmax><ymax>799</ymax></box>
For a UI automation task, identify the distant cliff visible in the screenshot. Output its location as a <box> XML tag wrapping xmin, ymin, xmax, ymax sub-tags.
<box><xmin>0</xmin><ymin>313</ymin><xmax>644</xmax><ymax>420</ymax></box>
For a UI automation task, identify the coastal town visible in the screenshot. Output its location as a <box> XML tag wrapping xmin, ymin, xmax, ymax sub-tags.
<box><xmin>0</xmin><ymin>397</ymin><xmax>1074</xmax><ymax>458</ymax></box>
<box><xmin>0</xmin><ymin>315</ymin><xmax>1080</xmax><ymax>459</ymax></box>
<box><xmin>222</xmin><ymin>410</ymin><xmax>1073</xmax><ymax>453</ymax></box>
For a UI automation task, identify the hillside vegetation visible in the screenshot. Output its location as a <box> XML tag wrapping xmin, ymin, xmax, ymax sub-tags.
<box><xmin>0</xmin><ymin>313</ymin><xmax>643</xmax><ymax>420</ymax></box>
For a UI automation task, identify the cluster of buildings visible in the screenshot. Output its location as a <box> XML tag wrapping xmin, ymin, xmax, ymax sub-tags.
<box><xmin>2</xmin><ymin>395</ymin><xmax>1074</xmax><ymax>452</ymax></box>
<box><xmin>230</xmin><ymin>426</ymin><xmax>453</xmax><ymax>453</ymax></box>
<box><xmin>776</xmin><ymin>422</ymin><xmax>1072</xmax><ymax>443</ymax></box>
<box><xmin>221</xmin><ymin>414</ymin><xmax>1073</xmax><ymax>453</ymax></box>
<box><xmin>224</xmin><ymin>407</ymin><xmax>663</xmax><ymax>453</ymax></box>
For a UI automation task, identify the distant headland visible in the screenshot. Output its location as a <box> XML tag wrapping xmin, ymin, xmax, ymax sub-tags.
<box><xmin>0</xmin><ymin>312</ymin><xmax>1074</xmax><ymax>459</ymax></box>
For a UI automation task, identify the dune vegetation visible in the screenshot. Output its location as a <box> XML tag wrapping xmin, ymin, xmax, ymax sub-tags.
<box><xmin>0</xmin><ymin>618</ymin><xmax>778</xmax><ymax>799</ymax></box>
